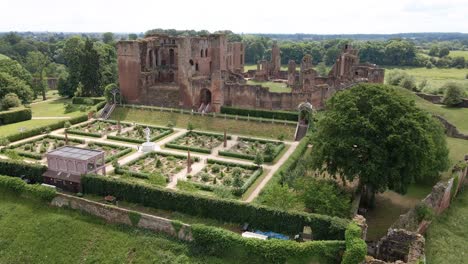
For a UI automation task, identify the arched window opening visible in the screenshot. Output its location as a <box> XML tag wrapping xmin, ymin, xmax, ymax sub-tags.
<box><xmin>200</xmin><ymin>49</ymin><xmax>204</xmax><ymax>57</ymax></box>
<box><xmin>195</xmin><ymin>63</ymin><xmax>199</xmax><ymax>71</ymax></box>
<box><xmin>205</xmin><ymin>48</ymin><xmax>208</xmax><ymax>57</ymax></box>
<box><xmin>169</xmin><ymin>49</ymin><xmax>175</xmax><ymax>65</ymax></box>
<box><xmin>189</xmin><ymin>59</ymin><xmax>194</xmax><ymax>66</ymax></box>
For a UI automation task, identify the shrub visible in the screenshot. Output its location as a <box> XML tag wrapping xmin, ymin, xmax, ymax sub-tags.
<box><xmin>386</xmin><ymin>70</ymin><xmax>408</xmax><ymax>86</ymax></box>
<box><xmin>187</xmin><ymin>122</ymin><xmax>194</xmax><ymax>131</ymax></box>
<box><xmin>128</xmin><ymin>211</ymin><xmax>141</xmax><ymax>226</ymax></box>
<box><xmin>442</xmin><ymin>82</ymin><xmax>465</xmax><ymax>107</ymax></box>
<box><xmin>415</xmin><ymin>203</ymin><xmax>434</xmax><ymax>222</ymax></box>
<box><xmin>0</xmin><ymin>175</ymin><xmax>56</xmax><ymax>202</ymax></box>
<box><xmin>82</xmin><ymin>174</ymin><xmax>349</xmax><ymax>239</ymax></box>
<box><xmin>72</xmin><ymin>97</ymin><xmax>105</xmax><ymax>105</ymax></box>
<box><xmin>301</xmin><ymin>179</ymin><xmax>352</xmax><ymax>218</ymax></box>
<box><xmin>0</xmin><ymin>107</ymin><xmax>32</xmax><ymax>125</ymax></box>
<box><xmin>254</xmin><ymin>152</ymin><xmax>264</xmax><ymax>166</ymax></box>
<box><xmin>341</xmin><ymin>223</ymin><xmax>366</xmax><ymax>264</ymax></box>
<box><xmin>0</xmin><ymin>137</ymin><xmax>10</xmax><ymax>146</ymax></box>
<box><xmin>399</xmin><ymin>75</ymin><xmax>417</xmax><ymax>91</ymax></box>
<box><xmin>1</xmin><ymin>93</ymin><xmax>21</xmax><ymax>110</ymax></box>
<box><xmin>64</xmin><ymin>121</ymin><xmax>72</xmax><ymax>128</ymax></box>
<box><xmin>0</xmin><ymin>159</ymin><xmax>47</xmax><ymax>183</ymax></box>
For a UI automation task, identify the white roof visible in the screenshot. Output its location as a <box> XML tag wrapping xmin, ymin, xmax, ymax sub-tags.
<box><xmin>242</xmin><ymin>232</ymin><xmax>268</xmax><ymax>240</ymax></box>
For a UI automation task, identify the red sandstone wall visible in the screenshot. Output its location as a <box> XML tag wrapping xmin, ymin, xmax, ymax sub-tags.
<box><xmin>118</xmin><ymin>42</ymin><xmax>143</xmax><ymax>102</ymax></box>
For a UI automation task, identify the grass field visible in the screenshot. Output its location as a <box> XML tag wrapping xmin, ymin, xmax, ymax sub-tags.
<box><xmin>395</xmin><ymin>87</ymin><xmax>468</xmax><ymax>134</ymax></box>
<box><xmin>111</xmin><ymin>107</ymin><xmax>296</xmax><ymax>140</ymax></box>
<box><xmin>246</xmin><ymin>79</ymin><xmax>292</xmax><ymax>93</ymax></box>
<box><xmin>425</xmin><ymin>189</ymin><xmax>468</xmax><ymax>264</ymax></box>
<box><xmin>31</xmin><ymin>90</ymin><xmax>62</xmax><ymax>103</ymax></box>
<box><xmin>385</xmin><ymin>66</ymin><xmax>468</xmax><ymax>94</ymax></box>
<box><xmin>0</xmin><ymin>119</ymin><xmax>61</xmax><ymax>138</ymax></box>
<box><xmin>449</xmin><ymin>50</ymin><xmax>468</xmax><ymax>60</ymax></box>
<box><xmin>0</xmin><ymin>191</ymin><xmax>240</xmax><ymax>264</ymax></box>
<box><xmin>31</xmin><ymin>98</ymin><xmax>86</xmax><ymax>117</ymax></box>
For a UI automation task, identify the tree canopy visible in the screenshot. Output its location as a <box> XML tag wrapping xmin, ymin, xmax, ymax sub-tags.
<box><xmin>310</xmin><ymin>84</ymin><xmax>449</xmax><ymax>206</ymax></box>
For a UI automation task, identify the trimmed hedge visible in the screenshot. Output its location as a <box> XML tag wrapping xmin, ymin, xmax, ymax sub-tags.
<box><xmin>107</xmin><ymin>126</ymin><xmax>173</xmax><ymax>144</ymax></box>
<box><xmin>66</xmin><ymin>129</ymin><xmax>102</xmax><ymax>138</ymax></box>
<box><xmin>221</xmin><ymin>106</ymin><xmax>299</xmax><ymax>121</ymax></box>
<box><xmin>6</xmin><ymin>114</ymin><xmax>88</xmax><ymax>142</ymax></box>
<box><xmin>0</xmin><ymin>175</ymin><xmax>56</xmax><ymax>202</ymax></box>
<box><xmin>341</xmin><ymin>223</ymin><xmax>367</xmax><ymax>264</ymax></box>
<box><xmin>0</xmin><ymin>108</ymin><xmax>32</xmax><ymax>125</ymax></box>
<box><xmin>0</xmin><ymin>159</ymin><xmax>47</xmax><ymax>183</ymax></box>
<box><xmin>219</xmin><ymin>139</ymin><xmax>285</xmax><ymax>162</ymax></box>
<box><xmin>82</xmin><ymin>174</ymin><xmax>349</xmax><ymax>239</ymax></box>
<box><xmin>191</xmin><ymin>224</ymin><xmax>344</xmax><ymax>264</ymax></box>
<box><xmin>72</xmin><ymin>97</ymin><xmax>105</xmax><ymax>105</ymax></box>
<box><xmin>165</xmin><ymin>130</ymin><xmax>230</xmax><ymax>154</ymax></box>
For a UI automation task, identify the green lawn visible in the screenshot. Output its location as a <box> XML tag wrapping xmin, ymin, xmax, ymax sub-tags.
<box><xmin>111</xmin><ymin>107</ymin><xmax>296</xmax><ymax>140</ymax></box>
<box><xmin>449</xmin><ymin>50</ymin><xmax>468</xmax><ymax>60</ymax></box>
<box><xmin>246</xmin><ymin>80</ymin><xmax>292</xmax><ymax>93</ymax></box>
<box><xmin>0</xmin><ymin>119</ymin><xmax>61</xmax><ymax>138</ymax></box>
<box><xmin>425</xmin><ymin>190</ymin><xmax>468</xmax><ymax>264</ymax></box>
<box><xmin>395</xmin><ymin>87</ymin><xmax>468</xmax><ymax>134</ymax></box>
<box><xmin>31</xmin><ymin>90</ymin><xmax>62</xmax><ymax>103</ymax></box>
<box><xmin>31</xmin><ymin>98</ymin><xmax>86</xmax><ymax>118</ymax></box>
<box><xmin>0</xmin><ymin>191</ymin><xmax>239</xmax><ymax>264</ymax></box>
<box><xmin>385</xmin><ymin>66</ymin><xmax>468</xmax><ymax>94</ymax></box>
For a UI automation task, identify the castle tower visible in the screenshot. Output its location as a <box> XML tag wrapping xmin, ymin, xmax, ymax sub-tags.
<box><xmin>271</xmin><ymin>42</ymin><xmax>281</xmax><ymax>78</ymax></box>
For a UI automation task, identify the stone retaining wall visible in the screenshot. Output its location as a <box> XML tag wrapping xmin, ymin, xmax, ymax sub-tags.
<box><xmin>434</xmin><ymin>115</ymin><xmax>468</xmax><ymax>140</ymax></box>
<box><xmin>51</xmin><ymin>193</ymin><xmax>193</xmax><ymax>241</ymax></box>
<box><xmin>416</xmin><ymin>92</ymin><xmax>468</xmax><ymax>108</ymax></box>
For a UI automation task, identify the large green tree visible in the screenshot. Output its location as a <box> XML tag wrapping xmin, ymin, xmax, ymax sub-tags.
<box><xmin>310</xmin><ymin>84</ymin><xmax>449</xmax><ymax>207</ymax></box>
<box><xmin>58</xmin><ymin>36</ymin><xmax>84</xmax><ymax>97</ymax></box>
<box><xmin>25</xmin><ymin>51</ymin><xmax>50</xmax><ymax>100</ymax></box>
<box><xmin>79</xmin><ymin>39</ymin><xmax>102</xmax><ymax>97</ymax></box>
<box><xmin>0</xmin><ymin>72</ymin><xmax>34</xmax><ymax>103</ymax></box>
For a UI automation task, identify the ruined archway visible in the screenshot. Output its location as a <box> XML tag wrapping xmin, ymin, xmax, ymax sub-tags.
<box><xmin>199</xmin><ymin>88</ymin><xmax>212</xmax><ymax>105</ymax></box>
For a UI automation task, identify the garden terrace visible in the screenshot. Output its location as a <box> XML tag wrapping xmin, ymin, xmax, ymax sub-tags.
<box><xmin>185</xmin><ymin>159</ymin><xmax>263</xmax><ymax>196</ymax></box>
<box><xmin>115</xmin><ymin>151</ymin><xmax>200</xmax><ymax>186</ymax></box>
<box><xmin>3</xmin><ymin>135</ymin><xmax>84</xmax><ymax>160</ymax></box>
<box><xmin>219</xmin><ymin>137</ymin><xmax>285</xmax><ymax>163</ymax></box>
<box><xmin>107</xmin><ymin>124</ymin><xmax>173</xmax><ymax>144</ymax></box>
<box><xmin>165</xmin><ymin>131</ymin><xmax>230</xmax><ymax>154</ymax></box>
<box><xmin>66</xmin><ymin>120</ymin><xmax>132</xmax><ymax>138</ymax></box>
<box><xmin>86</xmin><ymin>142</ymin><xmax>133</xmax><ymax>163</ymax></box>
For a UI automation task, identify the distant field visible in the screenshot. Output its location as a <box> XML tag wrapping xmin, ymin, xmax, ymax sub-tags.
<box><xmin>384</xmin><ymin>67</ymin><xmax>468</xmax><ymax>94</ymax></box>
<box><xmin>246</xmin><ymin>79</ymin><xmax>292</xmax><ymax>93</ymax></box>
<box><xmin>449</xmin><ymin>50</ymin><xmax>468</xmax><ymax>60</ymax></box>
<box><xmin>111</xmin><ymin>107</ymin><xmax>296</xmax><ymax>140</ymax></box>
<box><xmin>425</xmin><ymin>189</ymin><xmax>468</xmax><ymax>264</ymax></box>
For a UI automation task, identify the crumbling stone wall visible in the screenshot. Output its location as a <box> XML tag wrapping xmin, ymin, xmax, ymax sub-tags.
<box><xmin>375</xmin><ymin>229</ymin><xmax>425</xmax><ymax>263</ymax></box>
<box><xmin>416</xmin><ymin>92</ymin><xmax>468</xmax><ymax>107</ymax></box>
<box><xmin>51</xmin><ymin>193</ymin><xmax>193</xmax><ymax>241</ymax></box>
<box><xmin>434</xmin><ymin>115</ymin><xmax>468</xmax><ymax>139</ymax></box>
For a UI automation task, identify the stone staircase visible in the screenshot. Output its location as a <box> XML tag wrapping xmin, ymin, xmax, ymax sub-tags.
<box><xmin>99</xmin><ymin>103</ymin><xmax>116</xmax><ymax>119</ymax></box>
<box><xmin>294</xmin><ymin>123</ymin><xmax>309</xmax><ymax>141</ymax></box>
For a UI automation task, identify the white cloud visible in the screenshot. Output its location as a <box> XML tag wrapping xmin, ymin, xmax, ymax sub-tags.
<box><xmin>1</xmin><ymin>0</ymin><xmax>467</xmax><ymax>33</ymax></box>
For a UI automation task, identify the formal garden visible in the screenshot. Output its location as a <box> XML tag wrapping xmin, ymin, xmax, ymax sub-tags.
<box><xmin>219</xmin><ymin>137</ymin><xmax>285</xmax><ymax>162</ymax></box>
<box><xmin>107</xmin><ymin>124</ymin><xmax>173</xmax><ymax>144</ymax></box>
<box><xmin>165</xmin><ymin>131</ymin><xmax>228</xmax><ymax>153</ymax></box>
<box><xmin>185</xmin><ymin>159</ymin><xmax>263</xmax><ymax>196</ymax></box>
<box><xmin>86</xmin><ymin>141</ymin><xmax>133</xmax><ymax>163</ymax></box>
<box><xmin>66</xmin><ymin>120</ymin><xmax>132</xmax><ymax>137</ymax></box>
<box><xmin>2</xmin><ymin>135</ymin><xmax>83</xmax><ymax>160</ymax></box>
<box><xmin>115</xmin><ymin>152</ymin><xmax>200</xmax><ymax>186</ymax></box>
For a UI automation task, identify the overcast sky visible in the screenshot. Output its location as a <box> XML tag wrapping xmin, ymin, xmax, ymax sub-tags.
<box><xmin>1</xmin><ymin>0</ymin><xmax>467</xmax><ymax>34</ymax></box>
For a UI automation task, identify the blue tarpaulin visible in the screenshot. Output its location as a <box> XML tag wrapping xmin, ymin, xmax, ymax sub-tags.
<box><xmin>254</xmin><ymin>230</ymin><xmax>289</xmax><ymax>240</ymax></box>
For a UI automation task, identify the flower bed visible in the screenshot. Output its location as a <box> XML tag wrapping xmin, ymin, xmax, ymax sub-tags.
<box><xmin>107</xmin><ymin>124</ymin><xmax>173</xmax><ymax>144</ymax></box>
<box><xmin>66</xmin><ymin>120</ymin><xmax>132</xmax><ymax>138</ymax></box>
<box><xmin>86</xmin><ymin>142</ymin><xmax>133</xmax><ymax>163</ymax></box>
<box><xmin>165</xmin><ymin>131</ymin><xmax>230</xmax><ymax>154</ymax></box>
<box><xmin>115</xmin><ymin>152</ymin><xmax>199</xmax><ymax>186</ymax></box>
<box><xmin>219</xmin><ymin>137</ymin><xmax>285</xmax><ymax>162</ymax></box>
<box><xmin>184</xmin><ymin>159</ymin><xmax>262</xmax><ymax>196</ymax></box>
<box><xmin>3</xmin><ymin>135</ymin><xmax>84</xmax><ymax>160</ymax></box>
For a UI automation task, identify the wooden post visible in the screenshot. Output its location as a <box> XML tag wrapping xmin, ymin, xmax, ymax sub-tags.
<box><xmin>223</xmin><ymin>129</ymin><xmax>227</xmax><ymax>148</ymax></box>
<box><xmin>187</xmin><ymin>150</ymin><xmax>192</xmax><ymax>173</ymax></box>
<box><xmin>64</xmin><ymin>130</ymin><xmax>69</xmax><ymax>145</ymax></box>
<box><xmin>117</xmin><ymin>120</ymin><xmax>121</xmax><ymax>134</ymax></box>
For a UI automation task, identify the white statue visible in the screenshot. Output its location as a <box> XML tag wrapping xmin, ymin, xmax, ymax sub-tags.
<box><xmin>144</xmin><ymin>127</ymin><xmax>151</xmax><ymax>142</ymax></box>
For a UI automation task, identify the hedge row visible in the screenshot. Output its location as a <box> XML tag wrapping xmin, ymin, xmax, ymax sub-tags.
<box><xmin>88</xmin><ymin>142</ymin><xmax>133</xmax><ymax>163</ymax></box>
<box><xmin>0</xmin><ymin>159</ymin><xmax>47</xmax><ymax>183</ymax></box>
<box><xmin>66</xmin><ymin>129</ymin><xmax>102</xmax><ymax>138</ymax></box>
<box><xmin>341</xmin><ymin>223</ymin><xmax>367</xmax><ymax>264</ymax></box>
<box><xmin>81</xmin><ymin>174</ymin><xmax>349</xmax><ymax>239</ymax></box>
<box><xmin>0</xmin><ymin>108</ymin><xmax>32</xmax><ymax>125</ymax></box>
<box><xmin>107</xmin><ymin>127</ymin><xmax>173</xmax><ymax>144</ymax></box>
<box><xmin>6</xmin><ymin>114</ymin><xmax>88</xmax><ymax>142</ymax></box>
<box><xmin>0</xmin><ymin>175</ymin><xmax>56</xmax><ymax>202</ymax></box>
<box><xmin>72</xmin><ymin>97</ymin><xmax>105</xmax><ymax>105</ymax></box>
<box><xmin>122</xmin><ymin>104</ymin><xmax>297</xmax><ymax>125</ymax></box>
<box><xmin>191</xmin><ymin>224</ymin><xmax>345</xmax><ymax>264</ymax></box>
<box><xmin>220</xmin><ymin>106</ymin><xmax>299</xmax><ymax>121</ymax></box>
<box><xmin>218</xmin><ymin>143</ymin><xmax>285</xmax><ymax>162</ymax></box>
<box><xmin>165</xmin><ymin>143</ymin><xmax>212</xmax><ymax>154</ymax></box>
<box><xmin>4</xmin><ymin>135</ymin><xmax>85</xmax><ymax>160</ymax></box>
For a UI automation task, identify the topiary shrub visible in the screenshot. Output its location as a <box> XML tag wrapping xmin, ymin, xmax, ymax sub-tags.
<box><xmin>341</xmin><ymin>223</ymin><xmax>366</xmax><ymax>264</ymax></box>
<box><xmin>1</xmin><ymin>93</ymin><xmax>21</xmax><ymax>110</ymax></box>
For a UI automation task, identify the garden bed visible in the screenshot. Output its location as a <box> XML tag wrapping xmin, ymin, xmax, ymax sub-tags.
<box><xmin>86</xmin><ymin>142</ymin><xmax>133</xmax><ymax>163</ymax></box>
<box><xmin>66</xmin><ymin>120</ymin><xmax>132</xmax><ymax>138</ymax></box>
<box><xmin>107</xmin><ymin>124</ymin><xmax>173</xmax><ymax>144</ymax></box>
<box><xmin>183</xmin><ymin>159</ymin><xmax>263</xmax><ymax>196</ymax></box>
<box><xmin>3</xmin><ymin>135</ymin><xmax>84</xmax><ymax>160</ymax></box>
<box><xmin>115</xmin><ymin>151</ymin><xmax>199</xmax><ymax>186</ymax></box>
<box><xmin>165</xmin><ymin>131</ymin><xmax>230</xmax><ymax>154</ymax></box>
<box><xmin>219</xmin><ymin>137</ymin><xmax>285</xmax><ymax>162</ymax></box>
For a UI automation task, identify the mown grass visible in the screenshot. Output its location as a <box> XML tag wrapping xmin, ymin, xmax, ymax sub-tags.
<box><xmin>384</xmin><ymin>66</ymin><xmax>468</xmax><ymax>94</ymax></box>
<box><xmin>111</xmin><ymin>107</ymin><xmax>296</xmax><ymax>140</ymax></box>
<box><xmin>246</xmin><ymin>79</ymin><xmax>292</xmax><ymax>93</ymax></box>
<box><xmin>31</xmin><ymin>90</ymin><xmax>62</xmax><ymax>103</ymax></box>
<box><xmin>0</xmin><ymin>119</ymin><xmax>60</xmax><ymax>138</ymax></box>
<box><xmin>425</xmin><ymin>189</ymin><xmax>468</xmax><ymax>264</ymax></box>
<box><xmin>0</xmin><ymin>191</ymin><xmax>241</xmax><ymax>264</ymax></box>
<box><xmin>31</xmin><ymin>98</ymin><xmax>86</xmax><ymax>117</ymax></box>
<box><xmin>394</xmin><ymin>87</ymin><xmax>468</xmax><ymax>134</ymax></box>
